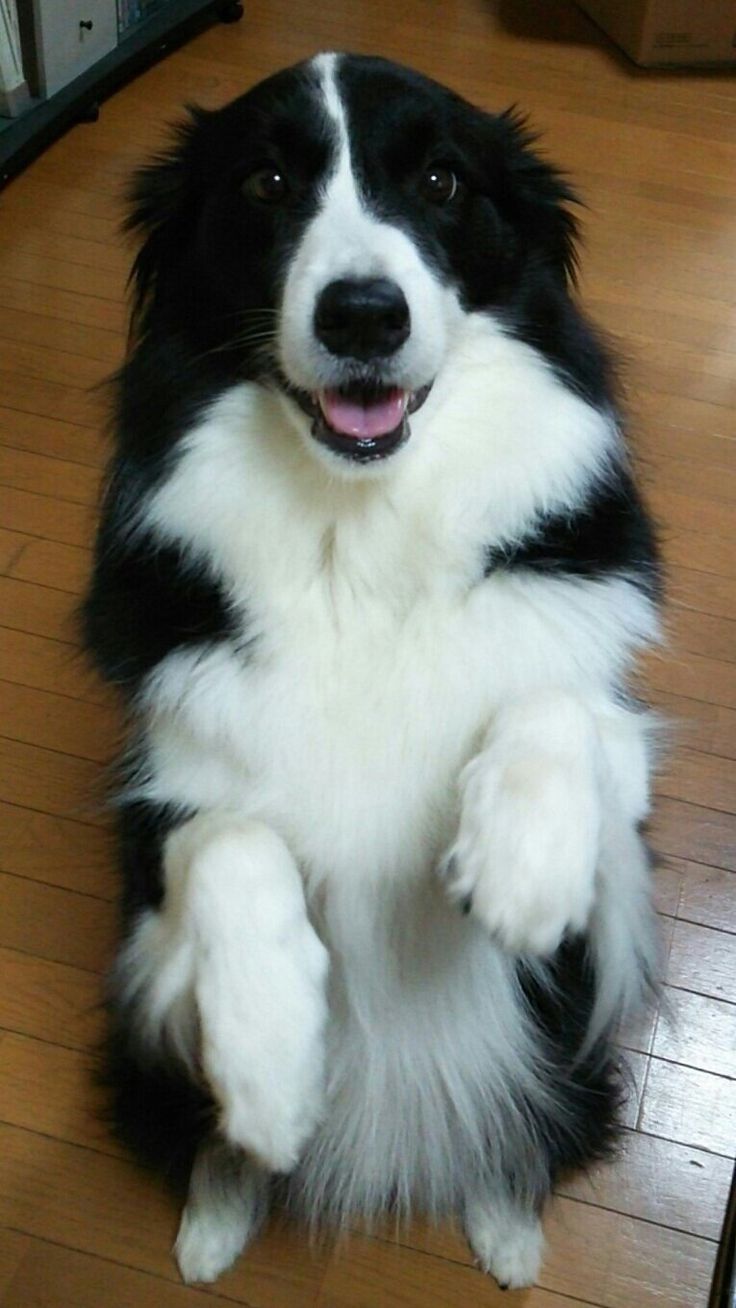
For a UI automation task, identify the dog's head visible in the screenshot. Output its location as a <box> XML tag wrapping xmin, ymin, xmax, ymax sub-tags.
<box><xmin>127</xmin><ymin>53</ymin><xmax>580</xmax><ymax>469</ymax></box>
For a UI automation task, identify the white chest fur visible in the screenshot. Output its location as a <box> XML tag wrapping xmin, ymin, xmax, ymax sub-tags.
<box><xmin>134</xmin><ymin>323</ymin><xmax>653</xmax><ymax>888</ymax></box>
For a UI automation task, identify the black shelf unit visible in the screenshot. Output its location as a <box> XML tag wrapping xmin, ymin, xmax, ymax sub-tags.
<box><xmin>0</xmin><ymin>0</ymin><xmax>243</xmax><ymax>188</ymax></box>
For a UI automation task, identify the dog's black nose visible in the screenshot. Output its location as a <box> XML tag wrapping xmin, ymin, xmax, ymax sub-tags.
<box><xmin>314</xmin><ymin>278</ymin><xmax>410</xmax><ymax>360</ymax></box>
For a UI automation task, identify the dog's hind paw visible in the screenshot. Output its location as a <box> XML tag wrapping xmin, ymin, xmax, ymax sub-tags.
<box><xmin>465</xmin><ymin>1197</ymin><xmax>544</xmax><ymax>1289</ymax></box>
<box><xmin>174</xmin><ymin>1139</ymin><xmax>267</xmax><ymax>1284</ymax></box>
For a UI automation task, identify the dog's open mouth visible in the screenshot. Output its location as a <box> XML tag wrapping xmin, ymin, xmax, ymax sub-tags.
<box><xmin>311</xmin><ymin>382</ymin><xmax>432</xmax><ymax>462</ymax></box>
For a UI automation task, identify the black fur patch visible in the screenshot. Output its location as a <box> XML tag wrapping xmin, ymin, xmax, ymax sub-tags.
<box><xmin>518</xmin><ymin>938</ymin><xmax>623</xmax><ymax>1190</ymax></box>
<box><xmin>485</xmin><ymin>463</ymin><xmax>661</xmax><ymax>595</ymax></box>
<box><xmin>99</xmin><ymin>798</ymin><xmax>213</xmax><ymax>1187</ymax></box>
<box><xmin>100</xmin><ymin>1014</ymin><xmax>213</xmax><ymax>1190</ymax></box>
<box><xmin>83</xmin><ymin>515</ymin><xmax>237</xmax><ymax>692</ymax></box>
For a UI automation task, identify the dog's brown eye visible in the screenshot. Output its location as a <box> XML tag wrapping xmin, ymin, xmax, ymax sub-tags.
<box><xmin>242</xmin><ymin>167</ymin><xmax>289</xmax><ymax>205</ymax></box>
<box><xmin>421</xmin><ymin>164</ymin><xmax>458</xmax><ymax>204</ymax></box>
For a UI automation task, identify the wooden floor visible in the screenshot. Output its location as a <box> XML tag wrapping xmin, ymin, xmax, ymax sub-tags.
<box><xmin>0</xmin><ymin>1</ymin><xmax>734</xmax><ymax>1304</ymax></box>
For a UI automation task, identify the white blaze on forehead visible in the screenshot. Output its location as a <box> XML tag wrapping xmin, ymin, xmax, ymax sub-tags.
<box><xmin>311</xmin><ymin>51</ymin><xmax>349</xmax><ymax>145</ymax></box>
<box><xmin>277</xmin><ymin>52</ymin><xmax>462</xmax><ymax>395</ymax></box>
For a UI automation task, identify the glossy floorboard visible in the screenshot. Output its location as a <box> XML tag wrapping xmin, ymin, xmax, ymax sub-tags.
<box><xmin>0</xmin><ymin>1</ymin><xmax>734</xmax><ymax>1304</ymax></box>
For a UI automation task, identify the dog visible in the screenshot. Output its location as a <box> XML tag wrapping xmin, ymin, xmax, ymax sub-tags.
<box><xmin>83</xmin><ymin>52</ymin><xmax>661</xmax><ymax>1289</ymax></box>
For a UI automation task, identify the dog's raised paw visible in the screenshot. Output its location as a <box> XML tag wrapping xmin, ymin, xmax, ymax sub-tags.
<box><xmin>445</xmin><ymin>748</ymin><xmax>600</xmax><ymax>955</ymax></box>
<box><xmin>199</xmin><ymin>937</ymin><xmax>329</xmax><ymax>1172</ymax></box>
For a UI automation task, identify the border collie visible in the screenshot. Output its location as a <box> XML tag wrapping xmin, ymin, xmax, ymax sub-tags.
<box><xmin>83</xmin><ymin>52</ymin><xmax>660</xmax><ymax>1289</ymax></box>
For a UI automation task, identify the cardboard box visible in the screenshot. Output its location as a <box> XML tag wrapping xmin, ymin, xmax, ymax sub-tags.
<box><xmin>577</xmin><ymin>0</ymin><xmax>736</xmax><ymax>67</ymax></box>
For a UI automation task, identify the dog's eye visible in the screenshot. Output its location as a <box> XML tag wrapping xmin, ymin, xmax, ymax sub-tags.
<box><xmin>242</xmin><ymin>166</ymin><xmax>289</xmax><ymax>205</ymax></box>
<box><xmin>421</xmin><ymin>164</ymin><xmax>458</xmax><ymax>204</ymax></box>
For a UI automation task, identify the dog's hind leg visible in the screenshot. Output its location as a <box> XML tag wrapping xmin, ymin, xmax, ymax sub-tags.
<box><xmin>175</xmin><ymin>1134</ymin><xmax>269</xmax><ymax>1284</ymax></box>
<box><xmin>464</xmin><ymin>1190</ymin><xmax>544</xmax><ymax>1290</ymax></box>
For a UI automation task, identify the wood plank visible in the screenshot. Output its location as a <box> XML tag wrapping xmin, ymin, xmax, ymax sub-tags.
<box><xmin>669</xmin><ymin>568</ymin><xmax>736</xmax><ymax>623</ymax></box>
<box><xmin>0</xmin><ymin>340</ymin><xmax>107</xmax><ymax>392</ymax></box>
<box><xmin>0</xmin><ymin>679</ymin><xmax>118</xmax><ymax>762</ymax></box>
<box><xmin>0</xmin><ymin>1230</ymin><xmax>32</xmax><ymax>1301</ymax></box>
<box><xmin>657</xmin><ymin>748</ymin><xmax>736</xmax><ymax>815</ymax></box>
<box><xmin>664</xmin><ymin>531</ymin><xmax>736</xmax><ymax>581</ymax></box>
<box><xmin>654</xmin><ymin>988</ymin><xmax>736</xmax><ymax>1080</ymax></box>
<box><xmin>638</xmin><ymin>1057</ymin><xmax>736</xmax><ymax>1157</ymax></box>
<box><xmin>643</xmin><ymin>648</ymin><xmax>736</xmax><ymax>711</ymax></box>
<box><xmin>666</xmin><ymin>920</ymin><xmax>736</xmax><ymax>1003</ymax></box>
<box><xmin>3</xmin><ymin>229</ymin><xmax>129</xmax><ymax>277</ymax></box>
<box><xmin>0</xmin><ymin>736</ymin><xmax>105</xmax><ymax>826</ymax></box>
<box><xmin>0</xmin><ymin>190</ymin><xmax>119</xmax><ymax>240</ymax></box>
<box><xmin>0</xmin><ymin>486</ymin><xmax>94</xmax><ymax>549</ymax></box>
<box><xmin>632</xmin><ymin>426</ymin><xmax>736</xmax><ymax>472</ymax></box>
<box><xmin>670</xmin><ymin>609</ymin><xmax>736</xmax><ymax>663</ymax></box>
<box><xmin>656</xmin><ymin>855</ymin><xmax>736</xmax><ymax>933</ymax></box>
<box><xmin>5</xmin><ymin>174</ymin><xmax>122</xmax><ymax>221</ymax></box>
<box><xmin>636</xmin><ymin>392</ymin><xmax>734</xmax><ymax>441</ymax></box>
<box><xmin>0</xmin><ymin>1236</ymin><xmax>243</xmax><ymax>1308</ymax></box>
<box><xmin>623</xmin><ymin>344</ymin><xmax>736</xmax><ymax>411</ymax></box>
<box><xmin>28</xmin><ymin>145</ymin><xmax>139</xmax><ymax>200</ymax></box>
<box><xmin>542</xmin><ymin>1197</ymin><xmax>716</xmax><ymax>1308</ymax></box>
<box><xmin>0</xmin><ymin>801</ymin><xmax>114</xmax><ymax>899</ymax></box>
<box><xmin>0</xmin><ymin>628</ymin><xmax>108</xmax><ymax>704</ymax></box>
<box><xmin>557</xmin><ymin>1128</ymin><xmax>731</xmax><ymax>1241</ymax></box>
<box><xmin>617</xmin><ymin>989</ymin><xmax>661</xmax><ymax>1058</ymax></box>
<box><xmin>0</xmin><ymin>369</ymin><xmax>103</xmax><ymax>429</ymax></box>
<box><xmin>650</xmin><ymin>797</ymin><xmax>736</xmax><ymax>872</ymax></box>
<box><xmin>0</xmin><ymin>872</ymin><xmax>116</xmax><ymax>972</ymax></box>
<box><xmin>674</xmin><ymin>860</ymin><xmax>736</xmax><ymax>933</ymax></box>
<box><xmin>0</xmin><ymin>526</ymin><xmax>28</xmax><ymax>574</ymax></box>
<box><xmin>0</xmin><ymin>251</ymin><xmax>123</xmax><ymax>303</ymax></box>
<box><xmin>0</xmin><ymin>948</ymin><xmax>102</xmax><ymax>1050</ymax></box>
<box><xmin>0</xmin><ymin>1033</ymin><xmax>114</xmax><ymax>1157</ymax></box>
<box><xmin>0</xmin><ymin>446</ymin><xmax>101</xmax><ymax>507</ymax></box>
<box><xmin>654</xmin><ymin>459</ymin><xmax>736</xmax><ymax>507</ymax></box>
<box><xmin>0</xmin><ymin>577</ymin><xmax>79</xmax><ymax>642</ymax></box>
<box><xmin>0</xmin><ymin>307</ymin><xmax>123</xmax><ymax>367</ymax></box>
<box><xmin>0</xmin><ymin>276</ymin><xmax>125</xmax><ymax>336</ymax></box>
<box><xmin>0</xmin><ymin>407</ymin><xmax>105</xmax><ymax>467</ymax></box>
<box><xmin>618</xmin><ymin>1050</ymin><xmax>649</xmax><ymax>1131</ymax></box>
<box><xmin>4</xmin><ymin>532</ymin><xmax>91</xmax><ymax>593</ymax></box>
<box><xmin>652</xmin><ymin>858</ymin><xmax>682</xmax><ymax>917</ymax></box>
<box><xmin>651</xmin><ymin>489</ymin><xmax>735</xmax><ymax>546</ymax></box>
<box><xmin>594</xmin><ymin>300</ymin><xmax>736</xmax><ymax>360</ymax></box>
<box><xmin>651</xmin><ymin>692</ymin><xmax>736</xmax><ymax>763</ymax></box>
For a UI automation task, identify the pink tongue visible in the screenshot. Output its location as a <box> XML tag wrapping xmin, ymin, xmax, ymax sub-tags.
<box><xmin>319</xmin><ymin>388</ymin><xmax>407</xmax><ymax>440</ymax></box>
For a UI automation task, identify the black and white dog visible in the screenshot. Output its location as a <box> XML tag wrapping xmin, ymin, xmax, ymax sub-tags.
<box><xmin>84</xmin><ymin>53</ymin><xmax>660</xmax><ymax>1289</ymax></box>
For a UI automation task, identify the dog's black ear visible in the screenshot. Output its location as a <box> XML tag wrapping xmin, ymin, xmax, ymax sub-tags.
<box><xmin>124</xmin><ymin>106</ymin><xmax>210</xmax><ymax>335</ymax></box>
<box><xmin>491</xmin><ymin>108</ymin><xmax>581</xmax><ymax>287</ymax></box>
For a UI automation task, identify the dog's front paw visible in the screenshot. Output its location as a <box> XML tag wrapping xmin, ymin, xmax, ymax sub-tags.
<box><xmin>444</xmin><ymin>749</ymin><xmax>600</xmax><ymax>956</ymax></box>
<box><xmin>200</xmin><ymin>921</ymin><xmax>329</xmax><ymax>1172</ymax></box>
